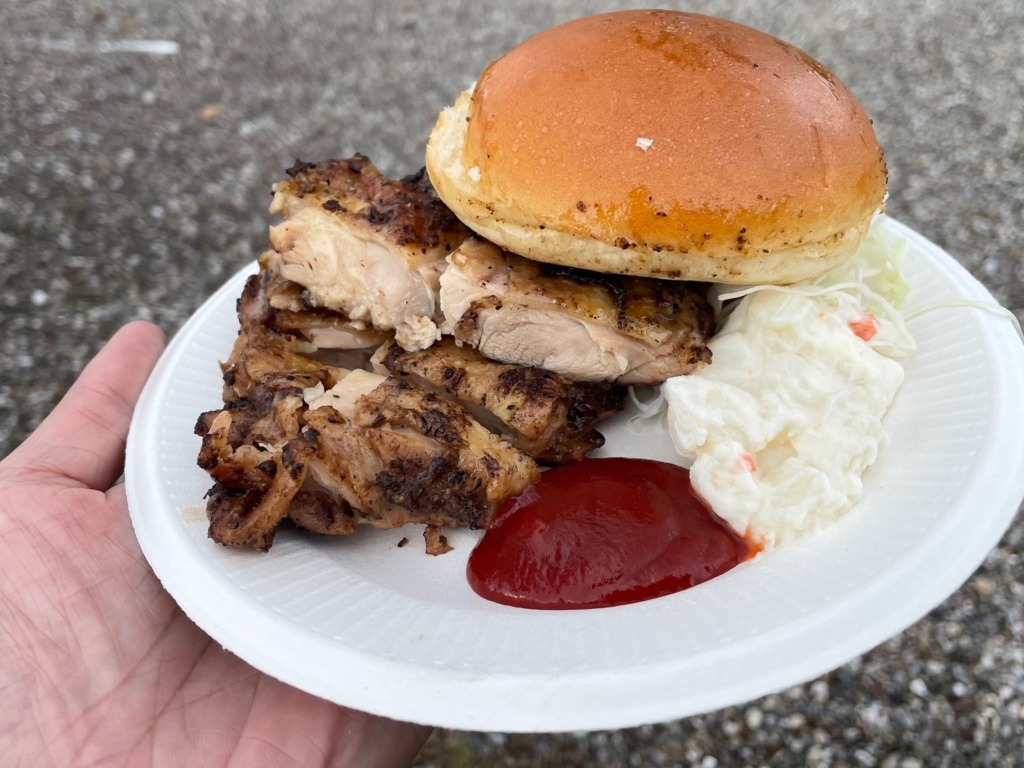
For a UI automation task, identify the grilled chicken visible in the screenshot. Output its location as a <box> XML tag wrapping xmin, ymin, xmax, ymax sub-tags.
<box><xmin>298</xmin><ymin>371</ymin><xmax>539</xmax><ymax>530</ymax></box>
<box><xmin>255</xmin><ymin>268</ymin><xmax>385</xmax><ymax>350</ymax></box>
<box><xmin>197</xmin><ymin>156</ymin><xmax>717</xmax><ymax>554</ymax></box>
<box><xmin>198</xmin><ymin>193</ymin><xmax>542</xmax><ymax>552</ymax></box>
<box><xmin>200</xmin><ymin>419</ymin><xmax>303</xmax><ymax>552</ymax></box>
<box><xmin>439</xmin><ymin>238</ymin><xmax>715</xmax><ymax>385</ymax></box>
<box><xmin>268</xmin><ymin>156</ymin><xmax>471</xmax><ymax>351</ymax></box>
<box><xmin>198</xmin><ymin>368</ymin><xmax>539</xmax><ymax>551</ymax></box>
<box><xmin>197</xmin><ymin>269</ymin><xmax>348</xmax><ymax>549</ymax></box>
<box><xmin>373</xmin><ymin>338</ymin><xmax>624</xmax><ymax>464</ymax></box>
<box><xmin>217</xmin><ymin>267</ymin><xmax>348</xmax><ymax>404</ymax></box>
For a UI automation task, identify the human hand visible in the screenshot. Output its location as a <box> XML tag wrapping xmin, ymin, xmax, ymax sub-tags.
<box><xmin>0</xmin><ymin>321</ymin><xmax>431</xmax><ymax>767</ymax></box>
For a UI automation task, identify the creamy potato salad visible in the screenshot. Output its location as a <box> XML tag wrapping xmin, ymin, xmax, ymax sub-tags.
<box><xmin>664</xmin><ymin>223</ymin><xmax>913</xmax><ymax>548</ymax></box>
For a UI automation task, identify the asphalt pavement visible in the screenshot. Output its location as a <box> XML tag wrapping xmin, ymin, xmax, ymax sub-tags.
<box><xmin>2</xmin><ymin>1</ymin><xmax>1022</xmax><ymax>765</ymax></box>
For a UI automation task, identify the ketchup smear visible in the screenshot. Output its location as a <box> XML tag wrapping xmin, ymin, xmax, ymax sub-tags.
<box><xmin>467</xmin><ymin>457</ymin><xmax>755</xmax><ymax>610</ymax></box>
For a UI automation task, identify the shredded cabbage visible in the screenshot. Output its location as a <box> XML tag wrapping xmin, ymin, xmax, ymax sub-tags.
<box><xmin>815</xmin><ymin>224</ymin><xmax>911</xmax><ymax>310</ymax></box>
<box><xmin>904</xmin><ymin>301</ymin><xmax>1024</xmax><ymax>344</ymax></box>
<box><xmin>626</xmin><ymin>386</ymin><xmax>667</xmax><ymax>432</ymax></box>
<box><xmin>717</xmin><ymin>224</ymin><xmax>916</xmax><ymax>359</ymax></box>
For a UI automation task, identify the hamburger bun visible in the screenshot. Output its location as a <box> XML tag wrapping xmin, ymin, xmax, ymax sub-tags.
<box><xmin>426</xmin><ymin>10</ymin><xmax>887</xmax><ymax>284</ymax></box>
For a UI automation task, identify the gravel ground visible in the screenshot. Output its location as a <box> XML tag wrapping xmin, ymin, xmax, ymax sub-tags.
<box><xmin>2</xmin><ymin>1</ymin><xmax>1022</xmax><ymax>765</ymax></box>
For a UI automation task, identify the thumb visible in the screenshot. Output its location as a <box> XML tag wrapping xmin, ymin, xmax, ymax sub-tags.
<box><xmin>3</xmin><ymin>321</ymin><xmax>167</xmax><ymax>490</ymax></box>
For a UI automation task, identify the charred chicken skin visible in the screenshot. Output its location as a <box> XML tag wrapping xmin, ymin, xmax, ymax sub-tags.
<box><xmin>198</xmin><ymin>368</ymin><xmax>540</xmax><ymax>552</ymax></box>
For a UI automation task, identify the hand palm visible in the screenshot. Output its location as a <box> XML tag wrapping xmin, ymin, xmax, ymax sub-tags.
<box><xmin>0</xmin><ymin>323</ymin><xmax>428</xmax><ymax>767</ymax></box>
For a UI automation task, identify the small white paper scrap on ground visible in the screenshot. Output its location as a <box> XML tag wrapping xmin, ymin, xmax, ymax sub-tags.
<box><xmin>635</xmin><ymin>137</ymin><xmax>654</xmax><ymax>151</ymax></box>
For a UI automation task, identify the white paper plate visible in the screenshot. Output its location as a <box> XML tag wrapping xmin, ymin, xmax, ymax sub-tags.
<box><xmin>126</xmin><ymin>216</ymin><xmax>1024</xmax><ymax>732</ymax></box>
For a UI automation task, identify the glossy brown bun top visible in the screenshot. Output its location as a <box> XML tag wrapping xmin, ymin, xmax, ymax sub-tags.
<box><xmin>426</xmin><ymin>10</ymin><xmax>887</xmax><ymax>284</ymax></box>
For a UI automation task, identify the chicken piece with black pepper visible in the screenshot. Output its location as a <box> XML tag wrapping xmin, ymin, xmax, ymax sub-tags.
<box><xmin>198</xmin><ymin>367</ymin><xmax>540</xmax><ymax>552</ymax></box>
<box><xmin>267</xmin><ymin>156</ymin><xmax>471</xmax><ymax>351</ymax></box>
<box><xmin>439</xmin><ymin>238</ymin><xmax>715</xmax><ymax>385</ymax></box>
<box><xmin>373</xmin><ymin>337</ymin><xmax>624</xmax><ymax>464</ymax></box>
<box><xmin>298</xmin><ymin>371</ymin><xmax>540</xmax><ymax>537</ymax></box>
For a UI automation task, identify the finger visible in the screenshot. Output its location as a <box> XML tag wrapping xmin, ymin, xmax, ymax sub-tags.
<box><xmin>4</xmin><ymin>321</ymin><xmax>167</xmax><ymax>490</ymax></box>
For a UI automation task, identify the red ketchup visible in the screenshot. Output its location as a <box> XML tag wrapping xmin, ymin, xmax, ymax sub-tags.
<box><xmin>467</xmin><ymin>457</ymin><xmax>755</xmax><ymax>610</ymax></box>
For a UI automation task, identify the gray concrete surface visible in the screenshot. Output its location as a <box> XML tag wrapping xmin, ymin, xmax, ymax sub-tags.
<box><xmin>2</xmin><ymin>0</ymin><xmax>1022</xmax><ymax>765</ymax></box>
